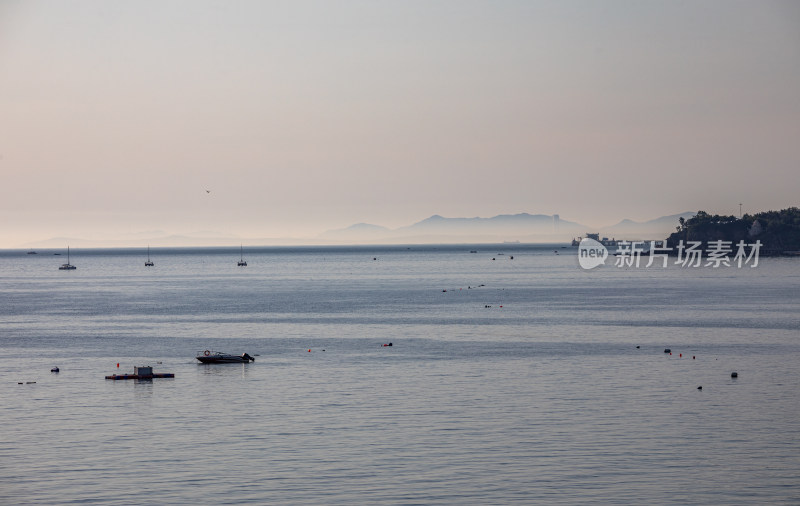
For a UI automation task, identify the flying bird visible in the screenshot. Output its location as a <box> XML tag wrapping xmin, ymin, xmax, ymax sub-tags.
<box><xmin>206</xmin><ymin>190</ymin><xmax>211</xmax><ymax>194</ymax></box>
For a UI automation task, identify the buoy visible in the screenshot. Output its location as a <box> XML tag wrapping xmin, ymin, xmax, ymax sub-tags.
<box><xmin>697</xmin><ymin>386</ymin><xmax>702</xmax><ymax>390</ymax></box>
<box><xmin>731</xmin><ymin>372</ymin><xmax>738</xmax><ymax>378</ymax></box>
<box><xmin>117</xmin><ymin>363</ymin><xmax>120</xmax><ymax>368</ymax></box>
<box><xmin>692</xmin><ymin>356</ymin><xmax>695</xmax><ymax>360</ymax></box>
<box><xmin>636</xmin><ymin>346</ymin><xmax>640</xmax><ymax>349</ymax></box>
<box><xmin>664</xmin><ymin>348</ymin><xmax>671</xmax><ymax>353</ymax></box>
<box><xmin>679</xmin><ymin>353</ymin><xmax>682</xmax><ymax>358</ymax></box>
<box><xmin>51</xmin><ymin>367</ymin><xmax>59</xmax><ymax>373</ymax></box>
<box><xmin>308</xmin><ymin>349</ymin><xmax>311</xmax><ymax>352</ymax></box>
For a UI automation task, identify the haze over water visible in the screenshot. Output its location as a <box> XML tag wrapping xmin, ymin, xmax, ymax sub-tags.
<box><xmin>2</xmin><ymin>245</ymin><xmax>799</xmax><ymax>504</ymax></box>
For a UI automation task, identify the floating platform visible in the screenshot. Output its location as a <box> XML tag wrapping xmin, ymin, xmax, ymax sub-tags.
<box><xmin>105</xmin><ymin>373</ymin><xmax>175</xmax><ymax>380</ymax></box>
<box><xmin>106</xmin><ymin>366</ymin><xmax>174</xmax><ymax>380</ymax></box>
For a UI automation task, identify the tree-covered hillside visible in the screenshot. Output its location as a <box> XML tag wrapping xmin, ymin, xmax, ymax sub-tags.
<box><xmin>666</xmin><ymin>207</ymin><xmax>800</xmax><ymax>253</ymax></box>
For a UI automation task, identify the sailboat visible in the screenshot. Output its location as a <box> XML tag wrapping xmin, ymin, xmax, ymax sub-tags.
<box><xmin>58</xmin><ymin>246</ymin><xmax>77</xmax><ymax>270</ymax></box>
<box><xmin>238</xmin><ymin>244</ymin><xmax>247</xmax><ymax>266</ymax></box>
<box><xmin>145</xmin><ymin>245</ymin><xmax>154</xmax><ymax>267</ymax></box>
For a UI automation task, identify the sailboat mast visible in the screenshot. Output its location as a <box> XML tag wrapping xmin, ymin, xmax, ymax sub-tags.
<box><xmin>145</xmin><ymin>245</ymin><xmax>154</xmax><ymax>266</ymax></box>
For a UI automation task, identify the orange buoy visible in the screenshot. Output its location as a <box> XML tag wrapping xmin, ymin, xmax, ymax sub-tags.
<box><xmin>308</xmin><ymin>349</ymin><xmax>311</xmax><ymax>352</ymax></box>
<box><xmin>117</xmin><ymin>363</ymin><xmax>119</xmax><ymax>368</ymax></box>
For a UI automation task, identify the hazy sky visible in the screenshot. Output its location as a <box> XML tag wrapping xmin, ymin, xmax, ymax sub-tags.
<box><xmin>1</xmin><ymin>0</ymin><xmax>799</xmax><ymax>246</ymax></box>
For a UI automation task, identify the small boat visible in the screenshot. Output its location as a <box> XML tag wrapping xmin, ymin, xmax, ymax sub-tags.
<box><xmin>196</xmin><ymin>350</ymin><xmax>255</xmax><ymax>363</ymax></box>
<box><xmin>27</xmin><ymin>251</ymin><xmax>37</xmax><ymax>255</ymax></box>
<box><xmin>145</xmin><ymin>245</ymin><xmax>154</xmax><ymax>267</ymax></box>
<box><xmin>58</xmin><ymin>246</ymin><xmax>77</xmax><ymax>270</ymax></box>
<box><xmin>237</xmin><ymin>244</ymin><xmax>247</xmax><ymax>266</ymax></box>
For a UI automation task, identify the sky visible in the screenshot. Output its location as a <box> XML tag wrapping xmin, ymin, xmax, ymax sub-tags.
<box><xmin>1</xmin><ymin>0</ymin><xmax>799</xmax><ymax>247</ymax></box>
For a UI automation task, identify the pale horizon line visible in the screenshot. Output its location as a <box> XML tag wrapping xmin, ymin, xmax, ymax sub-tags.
<box><xmin>4</xmin><ymin>209</ymin><xmax>706</xmax><ymax>249</ymax></box>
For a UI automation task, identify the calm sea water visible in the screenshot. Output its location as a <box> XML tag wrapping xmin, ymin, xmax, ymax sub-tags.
<box><xmin>2</xmin><ymin>245</ymin><xmax>799</xmax><ymax>504</ymax></box>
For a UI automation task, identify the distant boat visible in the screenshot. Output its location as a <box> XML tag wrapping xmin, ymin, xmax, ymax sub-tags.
<box><xmin>196</xmin><ymin>350</ymin><xmax>254</xmax><ymax>363</ymax></box>
<box><xmin>27</xmin><ymin>251</ymin><xmax>37</xmax><ymax>255</ymax></box>
<box><xmin>58</xmin><ymin>246</ymin><xmax>76</xmax><ymax>270</ymax></box>
<box><xmin>238</xmin><ymin>245</ymin><xmax>247</xmax><ymax>266</ymax></box>
<box><xmin>145</xmin><ymin>245</ymin><xmax>154</xmax><ymax>267</ymax></box>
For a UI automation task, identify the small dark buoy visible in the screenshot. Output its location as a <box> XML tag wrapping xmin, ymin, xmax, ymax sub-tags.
<box><xmin>442</xmin><ymin>289</ymin><xmax>447</xmax><ymax>292</ymax></box>
<box><xmin>664</xmin><ymin>348</ymin><xmax>671</xmax><ymax>353</ymax></box>
<box><xmin>51</xmin><ymin>367</ymin><xmax>59</xmax><ymax>373</ymax></box>
<box><xmin>373</xmin><ymin>257</ymin><xmax>377</xmax><ymax>261</ymax></box>
<box><xmin>697</xmin><ymin>386</ymin><xmax>702</xmax><ymax>390</ymax></box>
<box><xmin>492</xmin><ymin>258</ymin><xmax>495</xmax><ymax>261</ymax></box>
<box><xmin>636</xmin><ymin>346</ymin><xmax>640</xmax><ymax>349</ymax></box>
<box><xmin>731</xmin><ymin>372</ymin><xmax>738</xmax><ymax>378</ymax></box>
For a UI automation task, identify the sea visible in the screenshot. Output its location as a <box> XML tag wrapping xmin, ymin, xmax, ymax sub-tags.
<box><xmin>1</xmin><ymin>244</ymin><xmax>799</xmax><ymax>505</ymax></box>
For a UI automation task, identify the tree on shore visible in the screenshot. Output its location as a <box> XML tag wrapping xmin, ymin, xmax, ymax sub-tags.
<box><xmin>666</xmin><ymin>207</ymin><xmax>800</xmax><ymax>252</ymax></box>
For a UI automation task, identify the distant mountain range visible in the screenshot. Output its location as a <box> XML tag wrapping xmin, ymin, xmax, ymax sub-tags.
<box><xmin>318</xmin><ymin>212</ymin><xmax>697</xmax><ymax>244</ymax></box>
<box><xmin>603</xmin><ymin>212</ymin><xmax>697</xmax><ymax>239</ymax></box>
<box><xmin>23</xmin><ymin>212</ymin><xmax>696</xmax><ymax>248</ymax></box>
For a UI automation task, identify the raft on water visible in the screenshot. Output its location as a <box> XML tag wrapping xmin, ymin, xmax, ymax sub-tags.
<box><xmin>105</xmin><ymin>366</ymin><xmax>174</xmax><ymax>380</ymax></box>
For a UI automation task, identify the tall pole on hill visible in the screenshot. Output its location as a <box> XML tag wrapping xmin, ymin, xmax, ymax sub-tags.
<box><xmin>739</xmin><ymin>203</ymin><xmax>742</xmax><ymax>218</ymax></box>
